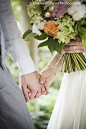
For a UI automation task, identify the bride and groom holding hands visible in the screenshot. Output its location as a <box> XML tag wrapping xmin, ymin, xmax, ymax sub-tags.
<box><xmin>0</xmin><ymin>0</ymin><xmax>86</xmax><ymax>129</ymax></box>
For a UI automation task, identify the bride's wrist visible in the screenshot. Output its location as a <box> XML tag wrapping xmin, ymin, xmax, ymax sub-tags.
<box><xmin>52</xmin><ymin>67</ymin><xmax>58</xmax><ymax>75</ymax></box>
<box><xmin>46</xmin><ymin>65</ymin><xmax>57</xmax><ymax>76</ymax></box>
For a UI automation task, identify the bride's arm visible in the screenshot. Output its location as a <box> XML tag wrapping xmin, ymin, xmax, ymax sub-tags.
<box><xmin>40</xmin><ymin>52</ymin><xmax>63</xmax><ymax>94</ymax></box>
<box><xmin>40</xmin><ymin>37</ymin><xmax>86</xmax><ymax>95</ymax></box>
<box><xmin>46</xmin><ymin>51</ymin><xmax>63</xmax><ymax>74</ymax></box>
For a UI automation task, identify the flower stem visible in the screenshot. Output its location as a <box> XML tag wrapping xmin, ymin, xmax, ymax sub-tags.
<box><xmin>75</xmin><ymin>54</ymin><xmax>86</xmax><ymax>69</ymax></box>
<box><xmin>52</xmin><ymin>51</ymin><xmax>65</xmax><ymax>69</ymax></box>
<box><xmin>75</xmin><ymin>53</ymin><xmax>86</xmax><ymax>67</ymax></box>
<box><xmin>71</xmin><ymin>54</ymin><xmax>81</xmax><ymax>71</ymax></box>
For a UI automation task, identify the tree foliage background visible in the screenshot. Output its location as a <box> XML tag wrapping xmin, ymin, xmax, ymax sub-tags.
<box><xmin>5</xmin><ymin>0</ymin><xmax>64</xmax><ymax>128</ymax></box>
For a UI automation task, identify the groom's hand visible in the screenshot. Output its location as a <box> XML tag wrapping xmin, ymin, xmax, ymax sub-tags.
<box><xmin>20</xmin><ymin>71</ymin><xmax>43</xmax><ymax>102</ymax></box>
<box><xmin>40</xmin><ymin>67</ymin><xmax>56</xmax><ymax>95</ymax></box>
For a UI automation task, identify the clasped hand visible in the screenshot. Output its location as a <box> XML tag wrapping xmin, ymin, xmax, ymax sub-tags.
<box><xmin>20</xmin><ymin>68</ymin><xmax>55</xmax><ymax>102</ymax></box>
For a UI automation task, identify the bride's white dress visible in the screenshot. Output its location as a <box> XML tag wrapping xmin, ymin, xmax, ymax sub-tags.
<box><xmin>47</xmin><ymin>54</ymin><xmax>86</xmax><ymax>129</ymax></box>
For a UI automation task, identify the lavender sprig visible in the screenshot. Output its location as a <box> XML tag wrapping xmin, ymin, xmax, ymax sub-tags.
<box><xmin>52</xmin><ymin>0</ymin><xmax>70</xmax><ymax>19</ymax></box>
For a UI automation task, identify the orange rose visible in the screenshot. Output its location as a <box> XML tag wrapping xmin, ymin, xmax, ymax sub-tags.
<box><xmin>44</xmin><ymin>21</ymin><xmax>60</xmax><ymax>37</ymax></box>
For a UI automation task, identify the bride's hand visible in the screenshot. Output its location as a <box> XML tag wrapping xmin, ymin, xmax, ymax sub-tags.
<box><xmin>39</xmin><ymin>67</ymin><xmax>56</xmax><ymax>95</ymax></box>
<box><xmin>63</xmin><ymin>36</ymin><xmax>86</xmax><ymax>54</ymax></box>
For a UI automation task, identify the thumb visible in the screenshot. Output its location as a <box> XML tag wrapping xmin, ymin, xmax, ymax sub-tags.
<box><xmin>39</xmin><ymin>68</ymin><xmax>52</xmax><ymax>84</ymax></box>
<box><xmin>40</xmin><ymin>75</ymin><xmax>45</xmax><ymax>84</ymax></box>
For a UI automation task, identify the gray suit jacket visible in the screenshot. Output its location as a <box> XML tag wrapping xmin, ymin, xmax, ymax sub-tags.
<box><xmin>0</xmin><ymin>2</ymin><xmax>35</xmax><ymax>129</ymax></box>
<box><xmin>0</xmin><ymin>0</ymin><xmax>36</xmax><ymax>76</ymax></box>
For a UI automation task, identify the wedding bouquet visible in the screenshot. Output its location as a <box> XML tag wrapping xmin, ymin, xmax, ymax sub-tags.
<box><xmin>23</xmin><ymin>0</ymin><xmax>86</xmax><ymax>73</ymax></box>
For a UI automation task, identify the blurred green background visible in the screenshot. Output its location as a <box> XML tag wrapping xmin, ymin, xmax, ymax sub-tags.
<box><xmin>5</xmin><ymin>0</ymin><xmax>64</xmax><ymax>129</ymax></box>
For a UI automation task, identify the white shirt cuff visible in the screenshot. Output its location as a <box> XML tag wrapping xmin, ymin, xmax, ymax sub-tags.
<box><xmin>16</xmin><ymin>57</ymin><xmax>36</xmax><ymax>76</ymax></box>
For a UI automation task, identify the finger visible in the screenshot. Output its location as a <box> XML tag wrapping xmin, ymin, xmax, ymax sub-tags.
<box><xmin>27</xmin><ymin>88</ymin><xmax>31</xmax><ymax>97</ymax></box>
<box><xmin>27</xmin><ymin>88</ymin><xmax>31</xmax><ymax>93</ymax></box>
<box><xmin>34</xmin><ymin>96</ymin><xmax>39</xmax><ymax>99</ymax></box>
<box><xmin>64</xmin><ymin>41</ymin><xmax>82</xmax><ymax>46</ymax></box>
<box><xmin>22</xmin><ymin>84</ymin><xmax>29</xmax><ymax>102</ymax></box>
<box><xmin>28</xmin><ymin>84</ymin><xmax>39</xmax><ymax>100</ymax></box>
<box><xmin>64</xmin><ymin>45</ymin><xmax>84</xmax><ymax>51</ymax></box>
<box><xmin>37</xmin><ymin>90</ymin><xmax>41</xmax><ymax>97</ymax></box>
<box><xmin>34</xmin><ymin>95</ymin><xmax>39</xmax><ymax>99</ymax></box>
<box><xmin>44</xmin><ymin>82</ymin><xmax>49</xmax><ymax>95</ymax></box>
<box><xmin>65</xmin><ymin>49</ymin><xmax>86</xmax><ymax>54</ymax></box>
<box><xmin>75</xmin><ymin>36</ymin><xmax>81</xmax><ymax>42</ymax></box>
<box><xmin>29</xmin><ymin>90</ymin><xmax>37</xmax><ymax>100</ymax></box>
<box><xmin>41</xmin><ymin>86</ymin><xmax>46</xmax><ymax>95</ymax></box>
<box><xmin>40</xmin><ymin>67</ymin><xmax>53</xmax><ymax>84</ymax></box>
<box><xmin>38</xmin><ymin>83</ymin><xmax>42</xmax><ymax>97</ymax></box>
<box><xmin>40</xmin><ymin>76</ymin><xmax>46</xmax><ymax>84</ymax></box>
<box><xmin>34</xmin><ymin>72</ymin><xmax>40</xmax><ymax>83</ymax></box>
<box><xmin>34</xmin><ymin>92</ymin><xmax>39</xmax><ymax>99</ymax></box>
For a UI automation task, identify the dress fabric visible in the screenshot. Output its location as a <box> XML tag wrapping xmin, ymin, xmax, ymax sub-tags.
<box><xmin>47</xmin><ymin>54</ymin><xmax>86</xmax><ymax>129</ymax></box>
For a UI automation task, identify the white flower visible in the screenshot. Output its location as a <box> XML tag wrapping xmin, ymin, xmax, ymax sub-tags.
<box><xmin>32</xmin><ymin>24</ymin><xmax>42</xmax><ymax>36</ymax></box>
<box><xmin>32</xmin><ymin>16</ymin><xmax>46</xmax><ymax>36</ymax></box>
<box><xmin>67</xmin><ymin>1</ymin><xmax>86</xmax><ymax>21</ymax></box>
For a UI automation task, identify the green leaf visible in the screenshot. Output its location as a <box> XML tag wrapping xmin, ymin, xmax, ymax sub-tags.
<box><xmin>48</xmin><ymin>36</ymin><xmax>55</xmax><ymax>53</ymax></box>
<box><xmin>78</xmin><ymin>26</ymin><xmax>86</xmax><ymax>48</ymax></box>
<box><xmin>34</xmin><ymin>33</ymin><xmax>48</xmax><ymax>40</ymax></box>
<box><xmin>38</xmin><ymin>40</ymin><xmax>48</xmax><ymax>48</ymax></box>
<box><xmin>56</xmin><ymin>43</ymin><xmax>64</xmax><ymax>55</ymax></box>
<box><xmin>24</xmin><ymin>33</ymin><xmax>37</xmax><ymax>41</ymax></box>
<box><xmin>75</xmin><ymin>24</ymin><xmax>78</xmax><ymax>35</ymax></box>
<box><xmin>81</xmin><ymin>26</ymin><xmax>86</xmax><ymax>32</ymax></box>
<box><xmin>22</xmin><ymin>29</ymin><xmax>32</xmax><ymax>39</ymax></box>
<box><xmin>47</xmin><ymin>36</ymin><xmax>64</xmax><ymax>54</ymax></box>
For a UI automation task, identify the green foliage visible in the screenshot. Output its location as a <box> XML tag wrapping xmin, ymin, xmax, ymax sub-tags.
<box><xmin>38</xmin><ymin>40</ymin><xmax>48</xmax><ymax>48</ymax></box>
<box><xmin>55</xmin><ymin>15</ymin><xmax>76</xmax><ymax>44</ymax></box>
<box><xmin>23</xmin><ymin>30</ymin><xmax>48</xmax><ymax>41</ymax></box>
<box><xmin>56</xmin><ymin>43</ymin><xmax>64</xmax><ymax>55</ymax></box>
<box><xmin>35</xmin><ymin>33</ymin><xmax>48</xmax><ymax>40</ymax></box>
<box><xmin>78</xmin><ymin>26</ymin><xmax>86</xmax><ymax>48</ymax></box>
<box><xmin>23</xmin><ymin>28</ymin><xmax>38</xmax><ymax>41</ymax></box>
<box><xmin>27</xmin><ymin>0</ymin><xmax>56</xmax><ymax>23</ymax></box>
<box><xmin>28</xmin><ymin>88</ymin><xmax>60</xmax><ymax>129</ymax></box>
<box><xmin>48</xmin><ymin>36</ymin><xmax>64</xmax><ymax>55</ymax></box>
<box><xmin>31</xmin><ymin>111</ymin><xmax>49</xmax><ymax>129</ymax></box>
<box><xmin>22</xmin><ymin>29</ymin><xmax>32</xmax><ymax>39</ymax></box>
<box><xmin>24</xmin><ymin>33</ymin><xmax>37</xmax><ymax>41</ymax></box>
<box><xmin>23</xmin><ymin>29</ymin><xmax>37</xmax><ymax>41</ymax></box>
<box><xmin>23</xmin><ymin>29</ymin><xmax>64</xmax><ymax>55</ymax></box>
<box><xmin>38</xmin><ymin>36</ymin><xmax>64</xmax><ymax>55</ymax></box>
<box><xmin>10</xmin><ymin>0</ymin><xmax>21</xmax><ymax>21</ymax></box>
<box><xmin>27</xmin><ymin>3</ymin><xmax>41</xmax><ymax>23</ymax></box>
<box><xmin>48</xmin><ymin>36</ymin><xmax>57</xmax><ymax>53</ymax></box>
<box><xmin>75</xmin><ymin>23</ymin><xmax>78</xmax><ymax>35</ymax></box>
<box><xmin>74</xmin><ymin>17</ymin><xmax>86</xmax><ymax>48</ymax></box>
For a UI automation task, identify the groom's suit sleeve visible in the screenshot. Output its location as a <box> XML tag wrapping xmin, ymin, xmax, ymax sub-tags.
<box><xmin>0</xmin><ymin>0</ymin><xmax>36</xmax><ymax>76</ymax></box>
